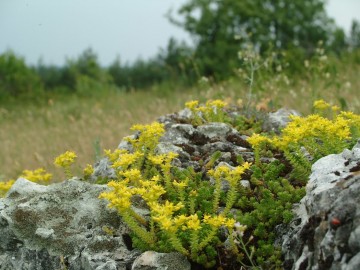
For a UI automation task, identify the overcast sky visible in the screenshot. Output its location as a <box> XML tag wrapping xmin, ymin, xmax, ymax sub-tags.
<box><xmin>1</xmin><ymin>0</ymin><xmax>359</xmax><ymax>66</ymax></box>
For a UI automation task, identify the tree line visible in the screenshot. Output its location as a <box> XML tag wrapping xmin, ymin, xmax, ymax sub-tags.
<box><xmin>1</xmin><ymin>0</ymin><xmax>360</xmax><ymax>102</ymax></box>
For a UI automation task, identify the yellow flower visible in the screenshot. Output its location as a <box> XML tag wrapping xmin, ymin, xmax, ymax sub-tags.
<box><xmin>112</xmin><ymin>152</ymin><xmax>143</xmax><ymax>168</ymax></box>
<box><xmin>185</xmin><ymin>100</ymin><xmax>199</xmax><ymax>110</ymax></box>
<box><xmin>104</xmin><ymin>149</ymin><xmax>128</xmax><ymax>162</ymax></box>
<box><xmin>149</xmin><ymin>201</ymin><xmax>184</xmax><ymax>217</ymax></box>
<box><xmin>231</xmin><ymin>162</ymin><xmax>251</xmax><ymax>177</ymax></box>
<box><xmin>173</xmin><ymin>215</ymin><xmax>188</xmax><ymax>228</ymax></box>
<box><xmin>247</xmin><ymin>133</ymin><xmax>269</xmax><ymax>147</ymax></box>
<box><xmin>206</xmin><ymin>99</ymin><xmax>227</xmax><ymax>109</ymax></box>
<box><xmin>186</xmin><ymin>214</ymin><xmax>201</xmax><ymax>230</ymax></box>
<box><xmin>208</xmin><ymin>165</ymin><xmax>230</xmax><ymax>179</ymax></box>
<box><xmin>313</xmin><ymin>99</ymin><xmax>330</xmax><ymax>110</ymax></box>
<box><xmin>83</xmin><ymin>164</ymin><xmax>94</xmax><ymax>177</ymax></box>
<box><xmin>21</xmin><ymin>168</ymin><xmax>52</xmax><ymax>183</ymax></box>
<box><xmin>165</xmin><ymin>152</ymin><xmax>179</xmax><ymax>162</ymax></box>
<box><xmin>151</xmin><ymin>175</ymin><xmax>160</xmax><ymax>182</ymax></box>
<box><xmin>148</xmin><ymin>154</ymin><xmax>166</xmax><ymax>165</ymax></box>
<box><xmin>203</xmin><ymin>215</ymin><xmax>226</xmax><ymax>228</ymax></box>
<box><xmin>224</xmin><ymin>218</ymin><xmax>236</xmax><ymax>229</ymax></box>
<box><xmin>54</xmin><ymin>151</ymin><xmax>77</xmax><ymax>168</ymax></box>
<box><xmin>172</xmin><ymin>180</ymin><xmax>187</xmax><ymax>189</ymax></box>
<box><xmin>0</xmin><ymin>179</ymin><xmax>15</xmax><ymax>197</ymax></box>
<box><xmin>139</xmin><ymin>183</ymin><xmax>166</xmax><ymax>202</ymax></box>
<box><xmin>331</xmin><ymin>105</ymin><xmax>340</xmax><ymax>113</ymax></box>
<box><xmin>120</xmin><ymin>168</ymin><xmax>142</xmax><ymax>182</ymax></box>
<box><xmin>153</xmin><ymin>215</ymin><xmax>175</xmax><ymax>232</ymax></box>
<box><xmin>99</xmin><ymin>180</ymin><xmax>132</xmax><ymax>211</ymax></box>
<box><xmin>130</xmin><ymin>122</ymin><xmax>165</xmax><ymax>150</ymax></box>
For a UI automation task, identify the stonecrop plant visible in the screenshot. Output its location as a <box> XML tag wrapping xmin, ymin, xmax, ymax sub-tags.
<box><xmin>99</xmin><ymin>122</ymin><xmax>252</xmax><ymax>267</ymax></box>
<box><xmin>185</xmin><ymin>99</ymin><xmax>229</xmax><ymax>125</ymax></box>
<box><xmin>0</xmin><ymin>168</ymin><xmax>52</xmax><ymax>197</ymax></box>
<box><xmin>54</xmin><ymin>150</ymin><xmax>77</xmax><ymax>178</ymax></box>
<box><xmin>247</xmin><ymin>99</ymin><xmax>360</xmax><ymax>181</ymax></box>
<box><xmin>0</xmin><ymin>179</ymin><xmax>15</xmax><ymax>197</ymax></box>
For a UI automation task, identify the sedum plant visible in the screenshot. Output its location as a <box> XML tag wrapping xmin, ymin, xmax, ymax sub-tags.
<box><xmin>185</xmin><ymin>99</ymin><xmax>229</xmax><ymax>125</ymax></box>
<box><xmin>247</xmin><ymin>99</ymin><xmax>360</xmax><ymax>181</ymax></box>
<box><xmin>0</xmin><ymin>168</ymin><xmax>52</xmax><ymax>197</ymax></box>
<box><xmin>99</xmin><ymin>122</ymin><xmax>251</xmax><ymax>267</ymax></box>
<box><xmin>0</xmin><ymin>179</ymin><xmax>15</xmax><ymax>197</ymax></box>
<box><xmin>54</xmin><ymin>150</ymin><xmax>77</xmax><ymax>178</ymax></box>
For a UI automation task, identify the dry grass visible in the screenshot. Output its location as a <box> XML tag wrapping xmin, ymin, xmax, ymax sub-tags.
<box><xmin>0</xmin><ymin>87</ymin><xmax>216</xmax><ymax>181</ymax></box>
<box><xmin>0</xmin><ymin>57</ymin><xmax>359</xmax><ymax>182</ymax></box>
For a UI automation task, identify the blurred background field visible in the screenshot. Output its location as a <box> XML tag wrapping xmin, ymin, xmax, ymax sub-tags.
<box><xmin>1</xmin><ymin>0</ymin><xmax>360</xmax><ymax>181</ymax></box>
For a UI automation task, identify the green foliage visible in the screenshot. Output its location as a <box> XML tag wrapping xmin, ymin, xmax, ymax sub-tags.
<box><xmin>234</xmin><ymin>160</ymin><xmax>305</xmax><ymax>268</ymax></box>
<box><xmin>185</xmin><ymin>99</ymin><xmax>230</xmax><ymax>125</ymax></box>
<box><xmin>0</xmin><ymin>51</ymin><xmax>44</xmax><ymax>101</ymax></box>
<box><xmin>350</xmin><ymin>19</ymin><xmax>360</xmax><ymax>49</ymax></box>
<box><xmin>170</xmin><ymin>0</ymin><xmax>342</xmax><ymax>79</ymax></box>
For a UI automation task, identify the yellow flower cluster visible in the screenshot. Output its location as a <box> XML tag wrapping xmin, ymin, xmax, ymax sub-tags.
<box><xmin>208</xmin><ymin>162</ymin><xmax>251</xmax><ymax>186</ymax></box>
<box><xmin>54</xmin><ymin>151</ymin><xmax>77</xmax><ymax>168</ymax></box>
<box><xmin>104</xmin><ymin>149</ymin><xmax>128</xmax><ymax>163</ymax></box>
<box><xmin>276</xmin><ymin>114</ymin><xmax>351</xmax><ymax>147</ymax></box>
<box><xmin>247</xmin><ymin>133</ymin><xmax>270</xmax><ymax>147</ymax></box>
<box><xmin>112</xmin><ymin>151</ymin><xmax>143</xmax><ymax>169</ymax></box>
<box><xmin>135</xmin><ymin>176</ymin><xmax>166</xmax><ymax>203</ymax></box>
<box><xmin>313</xmin><ymin>99</ymin><xmax>330</xmax><ymax>110</ymax></box>
<box><xmin>21</xmin><ymin>168</ymin><xmax>52</xmax><ymax>183</ymax></box>
<box><xmin>0</xmin><ymin>179</ymin><xmax>15</xmax><ymax>197</ymax></box>
<box><xmin>206</xmin><ymin>99</ymin><xmax>228</xmax><ymax>109</ymax></box>
<box><xmin>203</xmin><ymin>214</ymin><xmax>236</xmax><ymax>229</ymax></box>
<box><xmin>130</xmin><ymin>122</ymin><xmax>165</xmax><ymax>150</ymax></box>
<box><xmin>119</xmin><ymin>168</ymin><xmax>142</xmax><ymax>182</ymax></box>
<box><xmin>196</xmin><ymin>100</ymin><xmax>228</xmax><ymax>114</ymax></box>
<box><xmin>185</xmin><ymin>99</ymin><xmax>228</xmax><ymax>124</ymax></box>
<box><xmin>83</xmin><ymin>164</ymin><xmax>94</xmax><ymax>178</ymax></box>
<box><xmin>99</xmin><ymin>180</ymin><xmax>133</xmax><ymax>210</ymax></box>
<box><xmin>172</xmin><ymin>179</ymin><xmax>187</xmax><ymax>189</ymax></box>
<box><xmin>185</xmin><ymin>100</ymin><xmax>199</xmax><ymax>110</ymax></box>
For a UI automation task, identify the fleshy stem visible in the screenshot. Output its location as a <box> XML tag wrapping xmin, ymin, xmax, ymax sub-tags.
<box><xmin>213</xmin><ymin>176</ymin><xmax>222</xmax><ymax>213</ymax></box>
<box><xmin>190</xmin><ymin>230</ymin><xmax>200</xmax><ymax>258</ymax></box>
<box><xmin>198</xmin><ymin>227</ymin><xmax>217</xmax><ymax>251</ymax></box>
<box><xmin>189</xmin><ymin>192</ymin><xmax>197</xmax><ymax>215</ymax></box>
<box><xmin>223</xmin><ymin>185</ymin><xmax>238</xmax><ymax>216</ymax></box>
<box><xmin>120</xmin><ymin>209</ymin><xmax>155</xmax><ymax>246</ymax></box>
<box><xmin>168</xmin><ymin>232</ymin><xmax>189</xmax><ymax>256</ymax></box>
<box><xmin>64</xmin><ymin>166</ymin><xmax>72</xmax><ymax>179</ymax></box>
<box><xmin>253</xmin><ymin>145</ymin><xmax>261</xmax><ymax>167</ymax></box>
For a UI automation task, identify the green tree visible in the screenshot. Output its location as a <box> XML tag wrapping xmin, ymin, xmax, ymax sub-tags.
<box><xmin>0</xmin><ymin>51</ymin><xmax>43</xmax><ymax>101</ymax></box>
<box><xmin>349</xmin><ymin>20</ymin><xmax>360</xmax><ymax>49</ymax></box>
<box><xmin>170</xmin><ymin>0</ymin><xmax>339</xmax><ymax>79</ymax></box>
<box><xmin>61</xmin><ymin>48</ymin><xmax>112</xmax><ymax>94</ymax></box>
<box><xmin>157</xmin><ymin>38</ymin><xmax>198</xmax><ymax>84</ymax></box>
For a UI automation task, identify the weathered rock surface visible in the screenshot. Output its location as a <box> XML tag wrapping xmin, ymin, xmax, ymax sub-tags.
<box><xmin>0</xmin><ymin>178</ymin><xmax>139</xmax><ymax>270</ymax></box>
<box><xmin>280</xmin><ymin>142</ymin><xmax>360</xmax><ymax>270</ymax></box>
<box><xmin>262</xmin><ymin>108</ymin><xmax>301</xmax><ymax>133</ymax></box>
<box><xmin>131</xmin><ymin>251</ymin><xmax>190</xmax><ymax>270</ymax></box>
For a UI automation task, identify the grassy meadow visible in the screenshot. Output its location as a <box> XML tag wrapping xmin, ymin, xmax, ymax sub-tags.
<box><xmin>1</xmin><ymin>52</ymin><xmax>360</xmax><ymax>182</ymax></box>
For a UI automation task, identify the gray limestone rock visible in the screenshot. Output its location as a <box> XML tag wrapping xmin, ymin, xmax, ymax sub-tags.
<box><xmin>131</xmin><ymin>251</ymin><xmax>191</xmax><ymax>270</ymax></box>
<box><xmin>92</xmin><ymin>158</ymin><xmax>117</xmax><ymax>181</ymax></box>
<box><xmin>0</xmin><ymin>178</ymin><xmax>139</xmax><ymax>270</ymax></box>
<box><xmin>263</xmin><ymin>108</ymin><xmax>301</xmax><ymax>133</ymax></box>
<box><xmin>196</xmin><ymin>123</ymin><xmax>233</xmax><ymax>139</ymax></box>
<box><xmin>280</xmin><ymin>146</ymin><xmax>360</xmax><ymax>270</ymax></box>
